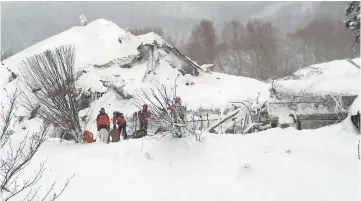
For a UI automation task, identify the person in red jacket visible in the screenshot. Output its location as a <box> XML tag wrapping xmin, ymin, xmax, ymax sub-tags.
<box><xmin>138</xmin><ymin>104</ymin><xmax>151</xmax><ymax>131</ymax></box>
<box><xmin>167</xmin><ymin>97</ymin><xmax>186</xmax><ymax>123</ymax></box>
<box><xmin>113</xmin><ymin>111</ymin><xmax>127</xmax><ymax>140</ymax></box>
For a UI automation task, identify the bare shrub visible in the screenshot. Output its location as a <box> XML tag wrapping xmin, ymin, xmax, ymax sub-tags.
<box><xmin>19</xmin><ymin>45</ymin><xmax>82</xmax><ymax>142</ymax></box>
<box><xmin>0</xmin><ymin>88</ymin><xmax>73</xmax><ymax>201</ymax></box>
<box><xmin>132</xmin><ymin>78</ymin><xmax>199</xmax><ymax>140</ymax></box>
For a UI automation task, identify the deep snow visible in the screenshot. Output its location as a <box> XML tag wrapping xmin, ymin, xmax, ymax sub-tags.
<box><xmin>19</xmin><ymin>124</ymin><xmax>360</xmax><ymax>201</ymax></box>
<box><xmin>1</xmin><ymin>18</ymin><xmax>360</xmax><ymax>201</ymax></box>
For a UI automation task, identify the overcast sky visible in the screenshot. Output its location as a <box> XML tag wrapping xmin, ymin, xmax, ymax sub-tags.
<box><xmin>1</xmin><ymin>1</ymin><xmax>345</xmax><ymax>54</ymax></box>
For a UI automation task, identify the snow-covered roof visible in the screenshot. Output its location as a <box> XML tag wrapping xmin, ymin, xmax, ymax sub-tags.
<box><xmin>274</xmin><ymin>58</ymin><xmax>361</xmax><ymax>96</ymax></box>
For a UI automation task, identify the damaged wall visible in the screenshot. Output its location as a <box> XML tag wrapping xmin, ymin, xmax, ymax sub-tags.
<box><xmin>268</xmin><ymin>94</ymin><xmax>358</xmax><ymax>129</ymax></box>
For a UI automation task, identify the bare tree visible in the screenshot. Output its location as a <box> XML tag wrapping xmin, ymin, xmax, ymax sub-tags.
<box><xmin>186</xmin><ymin>19</ymin><xmax>217</xmax><ymax>65</ymax></box>
<box><xmin>219</xmin><ymin>20</ymin><xmax>247</xmax><ymax>75</ymax></box>
<box><xmin>0</xmin><ymin>88</ymin><xmax>73</xmax><ymax>201</ymax></box>
<box><xmin>241</xmin><ymin>19</ymin><xmax>282</xmax><ymax>80</ymax></box>
<box><xmin>291</xmin><ymin>16</ymin><xmax>359</xmax><ymax>65</ymax></box>
<box><xmin>19</xmin><ymin>45</ymin><xmax>82</xmax><ymax>142</ymax></box>
<box><xmin>216</xmin><ymin>19</ymin><xmax>288</xmax><ymax>80</ymax></box>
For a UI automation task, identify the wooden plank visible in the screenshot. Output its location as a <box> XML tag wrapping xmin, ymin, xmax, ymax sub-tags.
<box><xmin>207</xmin><ymin>108</ymin><xmax>241</xmax><ymax>133</ymax></box>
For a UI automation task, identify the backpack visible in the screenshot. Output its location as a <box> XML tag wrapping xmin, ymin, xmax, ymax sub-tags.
<box><xmin>83</xmin><ymin>130</ymin><xmax>95</xmax><ymax>143</ymax></box>
<box><xmin>110</xmin><ymin>129</ymin><xmax>120</xmax><ymax>142</ymax></box>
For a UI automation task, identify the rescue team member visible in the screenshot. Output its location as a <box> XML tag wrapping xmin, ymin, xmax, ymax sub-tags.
<box><xmin>113</xmin><ymin>111</ymin><xmax>128</xmax><ymax>140</ymax></box>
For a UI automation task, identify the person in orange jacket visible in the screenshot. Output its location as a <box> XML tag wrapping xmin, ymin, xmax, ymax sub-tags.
<box><xmin>96</xmin><ymin>108</ymin><xmax>110</xmax><ymax>131</ymax></box>
<box><xmin>138</xmin><ymin>104</ymin><xmax>151</xmax><ymax>131</ymax></box>
<box><xmin>113</xmin><ymin>111</ymin><xmax>127</xmax><ymax>139</ymax></box>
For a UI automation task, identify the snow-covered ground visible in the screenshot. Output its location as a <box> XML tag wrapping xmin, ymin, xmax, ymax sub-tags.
<box><xmin>18</xmin><ymin>122</ymin><xmax>359</xmax><ymax>201</ymax></box>
<box><xmin>1</xmin><ymin>18</ymin><xmax>360</xmax><ymax>201</ymax></box>
<box><xmin>5</xmin><ymin>94</ymin><xmax>361</xmax><ymax>201</ymax></box>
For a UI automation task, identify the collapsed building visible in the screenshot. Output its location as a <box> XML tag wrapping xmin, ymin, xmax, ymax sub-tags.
<box><xmin>206</xmin><ymin>58</ymin><xmax>360</xmax><ymax>134</ymax></box>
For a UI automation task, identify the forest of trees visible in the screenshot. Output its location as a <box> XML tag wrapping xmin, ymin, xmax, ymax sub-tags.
<box><xmin>130</xmin><ymin>14</ymin><xmax>359</xmax><ymax>81</ymax></box>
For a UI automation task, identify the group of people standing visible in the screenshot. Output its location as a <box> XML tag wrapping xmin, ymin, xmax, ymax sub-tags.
<box><xmin>83</xmin><ymin>96</ymin><xmax>185</xmax><ymax>143</ymax></box>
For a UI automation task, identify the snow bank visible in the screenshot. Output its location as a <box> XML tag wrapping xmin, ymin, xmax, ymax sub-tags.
<box><xmin>275</xmin><ymin>58</ymin><xmax>361</xmax><ymax>95</ymax></box>
<box><xmin>16</xmin><ymin>125</ymin><xmax>360</xmax><ymax>201</ymax></box>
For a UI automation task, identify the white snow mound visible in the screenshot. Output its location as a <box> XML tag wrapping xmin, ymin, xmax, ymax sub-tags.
<box><xmin>275</xmin><ymin>58</ymin><xmax>360</xmax><ymax>95</ymax></box>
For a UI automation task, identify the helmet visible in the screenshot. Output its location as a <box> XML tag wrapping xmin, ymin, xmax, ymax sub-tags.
<box><xmin>143</xmin><ymin>104</ymin><xmax>148</xmax><ymax>109</ymax></box>
<box><xmin>100</xmin><ymin>108</ymin><xmax>105</xmax><ymax>113</ymax></box>
<box><xmin>175</xmin><ymin>97</ymin><xmax>181</xmax><ymax>103</ymax></box>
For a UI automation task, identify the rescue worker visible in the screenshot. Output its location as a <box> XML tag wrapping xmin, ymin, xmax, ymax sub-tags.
<box><xmin>113</xmin><ymin>111</ymin><xmax>127</xmax><ymax>140</ymax></box>
<box><xmin>138</xmin><ymin>104</ymin><xmax>151</xmax><ymax>131</ymax></box>
<box><xmin>96</xmin><ymin>108</ymin><xmax>110</xmax><ymax>131</ymax></box>
<box><xmin>167</xmin><ymin>97</ymin><xmax>186</xmax><ymax>123</ymax></box>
